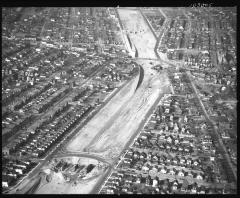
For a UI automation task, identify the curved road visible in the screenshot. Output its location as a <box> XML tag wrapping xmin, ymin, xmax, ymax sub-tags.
<box><xmin>54</xmin><ymin>152</ymin><xmax>111</xmax><ymax>166</ymax></box>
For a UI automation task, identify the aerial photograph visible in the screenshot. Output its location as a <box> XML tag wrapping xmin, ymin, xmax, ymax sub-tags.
<box><xmin>2</xmin><ymin>7</ymin><xmax>237</xmax><ymax>194</ymax></box>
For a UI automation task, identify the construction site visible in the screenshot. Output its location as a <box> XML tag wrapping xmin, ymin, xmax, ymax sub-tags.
<box><xmin>3</xmin><ymin>6</ymin><xmax>236</xmax><ymax>194</ymax></box>
<box><xmin>9</xmin><ymin>156</ymin><xmax>109</xmax><ymax>194</ymax></box>
<box><xmin>65</xmin><ymin>8</ymin><xmax>171</xmax><ymax>162</ymax></box>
